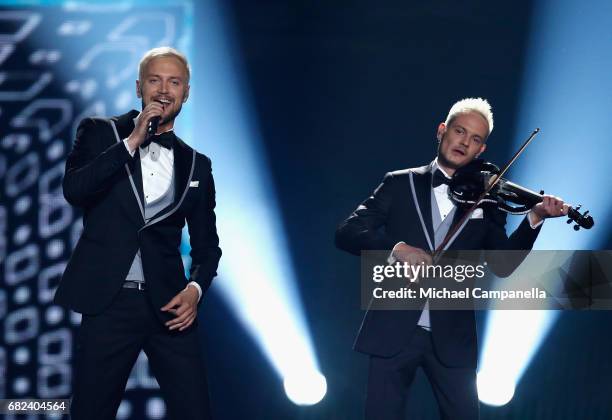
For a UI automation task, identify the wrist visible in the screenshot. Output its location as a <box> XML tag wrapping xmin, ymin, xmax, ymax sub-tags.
<box><xmin>186</xmin><ymin>282</ymin><xmax>202</xmax><ymax>302</ymax></box>
<box><xmin>126</xmin><ymin>134</ymin><xmax>142</xmax><ymax>151</ymax></box>
<box><xmin>388</xmin><ymin>242</ymin><xmax>407</xmax><ymax>264</ymax></box>
<box><xmin>528</xmin><ymin>210</ymin><xmax>544</xmax><ymax>225</ymax></box>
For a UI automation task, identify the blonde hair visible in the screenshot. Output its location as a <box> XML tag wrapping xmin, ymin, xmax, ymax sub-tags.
<box><xmin>445</xmin><ymin>97</ymin><xmax>494</xmax><ymax>137</ymax></box>
<box><xmin>138</xmin><ymin>46</ymin><xmax>191</xmax><ymax>84</ymax></box>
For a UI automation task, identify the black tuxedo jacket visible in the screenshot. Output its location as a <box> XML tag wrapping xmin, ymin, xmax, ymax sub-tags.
<box><xmin>335</xmin><ymin>162</ymin><xmax>541</xmax><ymax>368</ymax></box>
<box><xmin>55</xmin><ymin>110</ymin><xmax>222</xmax><ymax>324</ymax></box>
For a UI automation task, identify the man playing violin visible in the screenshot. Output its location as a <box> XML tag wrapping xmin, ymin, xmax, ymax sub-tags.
<box><xmin>335</xmin><ymin>98</ymin><xmax>568</xmax><ymax>419</ymax></box>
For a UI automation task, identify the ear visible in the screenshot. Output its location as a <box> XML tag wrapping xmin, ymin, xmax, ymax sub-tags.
<box><xmin>436</xmin><ymin>122</ymin><xmax>446</xmax><ymax>141</ymax></box>
<box><xmin>477</xmin><ymin>143</ymin><xmax>487</xmax><ymax>157</ymax></box>
<box><xmin>182</xmin><ymin>84</ymin><xmax>190</xmax><ymax>103</ymax></box>
<box><xmin>136</xmin><ymin>80</ymin><xmax>142</xmax><ymax>98</ymax></box>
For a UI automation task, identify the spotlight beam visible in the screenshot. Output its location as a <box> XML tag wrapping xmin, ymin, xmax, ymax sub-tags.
<box><xmin>184</xmin><ymin>0</ymin><xmax>326</xmax><ymax>405</ymax></box>
<box><xmin>478</xmin><ymin>0</ymin><xmax>612</xmax><ymax>406</ymax></box>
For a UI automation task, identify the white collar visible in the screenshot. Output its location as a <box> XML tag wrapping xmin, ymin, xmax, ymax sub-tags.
<box><xmin>432</xmin><ymin>157</ymin><xmax>452</xmax><ymax>179</ymax></box>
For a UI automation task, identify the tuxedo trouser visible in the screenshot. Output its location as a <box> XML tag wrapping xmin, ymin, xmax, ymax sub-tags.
<box><xmin>365</xmin><ymin>327</ymin><xmax>479</xmax><ymax>420</ymax></box>
<box><xmin>70</xmin><ymin>287</ymin><xmax>211</xmax><ymax>420</ymax></box>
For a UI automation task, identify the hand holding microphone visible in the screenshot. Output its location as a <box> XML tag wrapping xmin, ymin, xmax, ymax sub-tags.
<box><xmin>126</xmin><ymin>102</ymin><xmax>164</xmax><ymax>152</ymax></box>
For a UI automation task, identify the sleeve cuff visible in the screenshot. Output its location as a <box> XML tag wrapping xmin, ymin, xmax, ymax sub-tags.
<box><xmin>187</xmin><ymin>281</ymin><xmax>202</xmax><ymax>302</ymax></box>
<box><xmin>387</xmin><ymin>241</ymin><xmax>406</xmax><ymax>264</ymax></box>
<box><xmin>123</xmin><ymin>138</ymin><xmax>136</xmax><ymax>157</ymax></box>
<box><xmin>527</xmin><ymin>211</ymin><xmax>544</xmax><ymax>229</ymax></box>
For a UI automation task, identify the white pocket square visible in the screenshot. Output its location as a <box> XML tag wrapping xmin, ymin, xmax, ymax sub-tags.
<box><xmin>470</xmin><ymin>208</ymin><xmax>484</xmax><ymax>219</ymax></box>
<box><xmin>189</xmin><ymin>181</ymin><xmax>199</xmax><ymax>187</ymax></box>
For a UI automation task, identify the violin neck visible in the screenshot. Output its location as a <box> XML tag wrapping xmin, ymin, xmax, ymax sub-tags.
<box><xmin>486</xmin><ymin>173</ymin><xmax>594</xmax><ymax>230</ymax></box>
<box><xmin>497</xmin><ymin>179</ymin><xmax>543</xmax><ymax>206</ymax></box>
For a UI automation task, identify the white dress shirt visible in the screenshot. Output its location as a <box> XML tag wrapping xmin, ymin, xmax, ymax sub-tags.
<box><xmin>123</xmin><ymin>123</ymin><xmax>202</xmax><ymax>301</ymax></box>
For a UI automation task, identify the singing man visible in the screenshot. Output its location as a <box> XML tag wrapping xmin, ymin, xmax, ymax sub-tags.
<box><xmin>55</xmin><ymin>47</ymin><xmax>221</xmax><ymax>420</ymax></box>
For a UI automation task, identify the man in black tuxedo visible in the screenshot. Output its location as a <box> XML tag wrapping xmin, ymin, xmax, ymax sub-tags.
<box><xmin>55</xmin><ymin>47</ymin><xmax>221</xmax><ymax>420</ymax></box>
<box><xmin>335</xmin><ymin>98</ymin><xmax>567</xmax><ymax>419</ymax></box>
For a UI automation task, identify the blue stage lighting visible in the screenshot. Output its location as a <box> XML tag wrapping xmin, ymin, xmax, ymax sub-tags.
<box><xmin>185</xmin><ymin>0</ymin><xmax>326</xmax><ymax>405</ymax></box>
<box><xmin>478</xmin><ymin>0</ymin><xmax>612</xmax><ymax>406</ymax></box>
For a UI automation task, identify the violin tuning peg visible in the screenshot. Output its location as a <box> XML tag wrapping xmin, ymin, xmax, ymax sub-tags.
<box><xmin>576</xmin><ymin>204</ymin><xmax>582</xmax><ymax>211</ymax></box>
<box><xmin>539</xmin><ymin>190</ymin><xmax>545</xmax><ymax>195</ymax></box>
<box><xmin>574</xmin><ymin>225</ymin><xmax>580</xmax><ymax>231</ymax></box>
<box><xmin>566</xmin><ymin>219</ymin><xmax>572</xmax><ymax>224</ymax></box>
<box><xmin>583</xmin><ymin>210</ymin><xmax>589</xmax><ymax>216</ymax></box>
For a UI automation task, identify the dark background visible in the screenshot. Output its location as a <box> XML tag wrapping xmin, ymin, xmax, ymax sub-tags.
<box><xmin>195</xmin><ymin>1</ymin><xmax>612</xmax><ymax>419</ymax></box>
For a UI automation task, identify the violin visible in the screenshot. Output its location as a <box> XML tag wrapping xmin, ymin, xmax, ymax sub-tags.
<box><xmin>432</xmin><ymin>127</ymin><xmax>593</xmax><ymax>257</ymax></box>
<box><xmin>448</xmin><ymin>158</ymin><xmax>594</xmax><ymax>231</ymax></box>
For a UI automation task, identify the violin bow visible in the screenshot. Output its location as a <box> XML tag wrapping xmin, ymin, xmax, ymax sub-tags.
<box><xmin>433</xmin><ymin>128</ymin><xmax>541</xmax><ymax>260</ymax></box>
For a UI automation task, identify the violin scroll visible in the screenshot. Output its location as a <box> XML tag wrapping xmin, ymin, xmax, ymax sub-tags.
<box><xmin>566</xmin><ymin>204</ymin><xmax>594</xmax><ymax>231</ymax></box>
<box><xmin>447</xmin><ymin>159</ymin><xmax>595</xmax><ymax>231</ymax></box>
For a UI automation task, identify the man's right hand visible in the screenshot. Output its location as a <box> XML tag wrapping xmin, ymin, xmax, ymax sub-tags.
<box><xmin>390</xmin><ymin>242</ymin><xmax>433</xmax><ymax>266</ymax></box>
<box><xmin>125</xmin><ymin>102</ymin><xmax>165</xmax><ymax>151</ymax></box>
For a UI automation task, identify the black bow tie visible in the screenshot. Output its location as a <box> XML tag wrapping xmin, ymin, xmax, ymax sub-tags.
<box><xmin>142</xmin><ymin>131</ymin><xmax>174</xmax><ymax>150</ymax></box>
<box><xmin>432</xmin><ymin>169</ymin><xmax>451</xmax><ymax>188</ymax></box>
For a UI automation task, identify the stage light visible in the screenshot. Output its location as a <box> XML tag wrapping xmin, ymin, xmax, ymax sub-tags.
<box><xmin>479</xmin><ymin>309</ymin><xmax>556</xmax><ymax>406</ymax></box>
<box><xmin>284</xmin><ymin>370</ymin><xmax>327</xmax><ymax>406</ymax></box>
<box><xmin>476</xmin><ymin>371</ymin><xmax>515</xmax><ymax>407</ymax></box>
<box><xmin>184</xmin><ymin>0</ymin><xmax>326</xmax><ymax>405</ymax></box>
<box><xmin>479</xmin><ymin>0</ymin><xmax>612</xmax><ymax>405</ymax></box>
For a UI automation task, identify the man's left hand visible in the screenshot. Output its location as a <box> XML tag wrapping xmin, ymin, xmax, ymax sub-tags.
<box><xmin>161</xmin><ymin>285</ymin><xmax>199</xmax><ymax>331</ymax></box>
<box><xmin>529</xmin><ymin>194</ymin><xmax>569</xmax><ymax>225</ymax></box>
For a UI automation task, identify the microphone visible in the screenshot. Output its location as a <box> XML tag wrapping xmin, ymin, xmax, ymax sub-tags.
<box><xmin>147</xmin><ymin>116</ymin><xmax>160</xmax><ymax>138</ymax></box>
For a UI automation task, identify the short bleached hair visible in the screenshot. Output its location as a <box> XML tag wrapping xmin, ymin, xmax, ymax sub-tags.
<box><xmin>138</xmin><ymin>46</ymin><xmax>191</xmax><ymax>84</ymax></box>
<box><xmin>445</xmin><ymin>97</ymin><xmax>494</xmax><ymax>137</ymax></box>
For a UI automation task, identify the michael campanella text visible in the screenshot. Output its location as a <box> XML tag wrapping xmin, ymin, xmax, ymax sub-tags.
<box><xmin>373</xmin><ymin>287</ymin><xmax>547</xmax><ymax>301</ymax></box>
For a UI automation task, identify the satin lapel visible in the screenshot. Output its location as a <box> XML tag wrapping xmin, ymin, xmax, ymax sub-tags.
<box><xmin>141</xmin><ymin>136</ymin><xmax>195</xmax><ymax>229</ymax></box>
<box><xmin>131</xmin><ymin>148</ymin><xmax>145</xmax><ymax>213</ymax></box>
<box><xmin>113</xmin><ymin>109</ymin><xmax>139</xmax><ymax>140</ymax></box>
<box><xmin>411</xmin><ymin>169</ymin><xmax>435</xmax><ymax>249</ymax></box>
<box><xmin>111</xmin><ymin>110</ymin><xmax>145</xmax><ymax>222</ymax></box>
